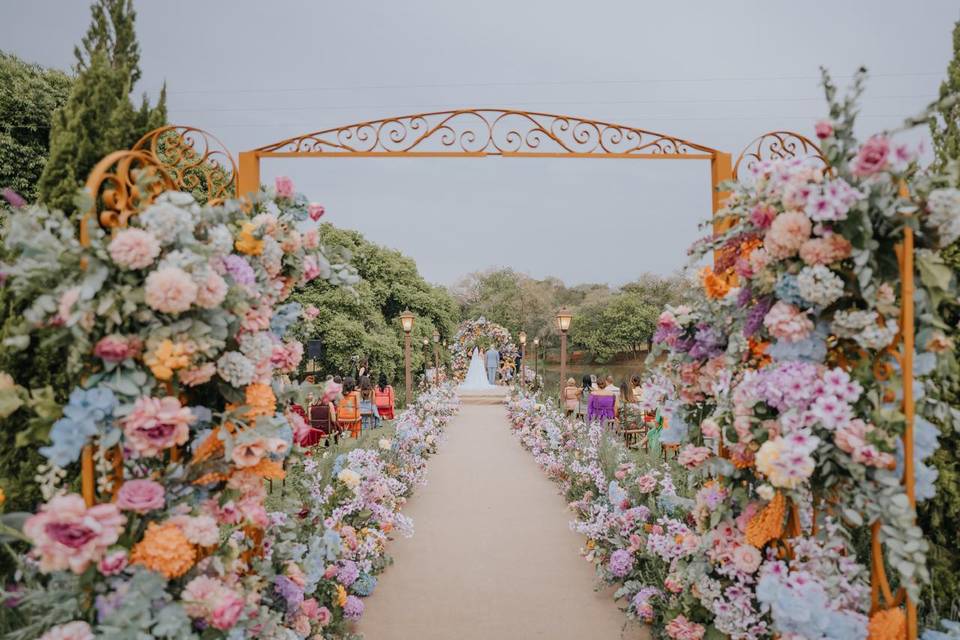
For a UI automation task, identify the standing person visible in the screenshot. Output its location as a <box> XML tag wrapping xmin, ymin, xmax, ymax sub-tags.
<box><xmin>337</xmin><ymin>376</ymin><xmax>362</xmax><ymax>439</ymax></box>
<box><xmin>577</xmin><ymin>375</ymin><xmax>592</xmax><ymax>419</ymax></box>
<box><xmin>374</xmin><ymin>373</ymin><xmax>395</xmax><ymax>420</ymax></box>
<box><xmin>562</xmin><ymin>377</ymin><xmax>580</xmax><ymax>416</ymax></box>
<box><xmin>485</xmin><ymin>344</ymin><xmax>500</xmax><ymax>385</ymax></box>
<box><xmin>358</xmin><ymin>375</ymin><xmax>381</xmax><ymax>432</ymax></box>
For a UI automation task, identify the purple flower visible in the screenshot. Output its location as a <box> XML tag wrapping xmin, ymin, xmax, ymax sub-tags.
<box><xmin>743</xmin><ymin>297</ymin><xmax>773</xmax><ymax>338</ymax></box>
<box><xmin>221</xmin><ymin>255</ymin><xmax>256</xmax><ymax>288</ymax></box>
<box><xmin>608</xmin><ymin>548</ymin><xmax>635</xmax><ymax>578</ymax></box>
<box><xmin>343</xmin><ymin>595</ymin><xmax>365</xmax><ymax>620</ymax></box>
<box><xmin>1</xmin><ymin>188</ymin><xmax>26</xmax><ymax>209</ymax></box>
<box><xmin>274</xmin><ymin>575</ymin><xmax>304</xmax><ymax>612</ymax></box>
<box><xmin>337</xmin><ymin>559</ymin><xmax>360</xmax><ymax>587</ymax></box>
<box><xmin>736</xmin><ymin>286</ymin><xmax>753</xmax><ymax>308</ymax></box>
<box><xmin>689</xmin><ymin>323</ymin><xmax>725</xmax><ymax>360</ymax></box>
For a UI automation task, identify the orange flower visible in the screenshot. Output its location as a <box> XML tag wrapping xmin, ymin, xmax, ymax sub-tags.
<box><xmin>336</xmin><ymin>584</ymin><xmax>348</xmax><ymax>607</ymax></box>
<box><xmin>193</xmin><ymin>427</ymin><xmax>225</xmax><ymax>462</ymax></box>
<box><xmin>245</xmin><ymin>383</ymin><xmax>276</xmax><ymax>419</ymax></box>
<box><xmin>193</xmin><ymin>472</ymin><xmax>229</xmax><ymax>486</ymax></box>
<box><xmin>868</xmin><ymin>608</ymin><xmax>906</xmax><ymax>640</ymax></box>
<box><xmin>235</xmin><ymin>222</ymin><xmax>264</xmax><ymax>256</ymax></box>
<box><xmin>144</xmin><ymin>339</ymin><xmax>191</xmax><ymax>381</ymax></box>
<box><xmin>701</xmin><ymin>267</ymin><xmax>731</xmax><ymax>299</ymax></box>
<box><xmin>745</xmin><ymin>492</ymin><xmax>786</xmax><ymax>548</ymax></box>
<box><xmin>748</xmin><ymin>338</ymin><xmax>772</xmax><ymax>368</ymax></box>
<box><xmin>130</xmin><ymin>522</ymin><xmax>196</xmax><ymax>578</ymax></box>
<box><xmin>245</xmin><ymin>458</ymin><xmax>285</xmax><ymax>480</ymax></box>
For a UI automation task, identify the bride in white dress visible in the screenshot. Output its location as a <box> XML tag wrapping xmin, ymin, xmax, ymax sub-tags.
<box><xmin>459</xmin><ymin>347</ymin><xmax>497</xmax><ymax>390</ymax></box>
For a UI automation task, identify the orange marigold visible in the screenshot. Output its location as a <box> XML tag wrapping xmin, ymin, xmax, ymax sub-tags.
<box><xmin>130</xmin><ymin>522</ymin><xmax>196</xmax><ymax>579</ymax></box>
<box><xmin>245</xmin><ymin>383</ymin><xmax>276</xmax><ymax>419</ymax></box>
<box><xmin>701</xmin><ymin>266</ymin><xmax>731</xmax><ymax>299</ymax></box>
<box><xmin>193</xmin><ymin>427</ymin><xmax>225</xmax><ymax>462</ymax></box>
<box><xmin>745</xmin><ymin>492</ymin><xmax>786</xmax><ymax>548</ymax></box>
<box><xmin>868</xmin><ymin>608</ymin><xmax>906</xmax><ymax>640</ymax></box>
<box><xmin>245</xmin><ymin>458</ymin><xmax>286</xmax><ymax>480</ymax></box>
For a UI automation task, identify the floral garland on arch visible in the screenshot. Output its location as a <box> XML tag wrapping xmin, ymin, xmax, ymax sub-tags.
<box><xmin>450</xmin><ymin>317</ymin><xmax>518</xmax><ymax>380</ymax></box>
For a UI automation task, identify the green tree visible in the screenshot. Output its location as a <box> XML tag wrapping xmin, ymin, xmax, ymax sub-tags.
<box><xmin>0</xmin><ymin>53</ymin><xmax>72</xmax><ymax>201</ymax></box>
<box><xmin>931</xmin><ymin>20</ymin><xmax>960</xmax><ymax>172</ymax></box>
<box><xmin>36</xmin><ymin>0</ymin><xmax>166</xmax><ymax>214</ymax></box>
<box><xmin>568</xmin><ymin>293</ymin><xmax>659</xmax><ymax>362</ymax></box>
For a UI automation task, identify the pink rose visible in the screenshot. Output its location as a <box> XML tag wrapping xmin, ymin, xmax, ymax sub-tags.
<box><xmin>179</xmin><ymin>362</ymin><xmax>216</xmax><ymax>387</ymax></box>
<box><xmin>677</xmin><ymin>445</ymin><xmax>712</xmax><ymax>470</ymax></box>
<box><xmin>116</xmin><ymin>478</ymin><xmax>165</xmax><ymax>513</ymax></box>
<box><xmin>316</xmin><ymin>606</ymin><xmax>332</xmax><ymax>626</ymax></box>
<box><xmin>144</xmin><ymin>267</ymin><xmax>198</xmax><ymax>315</ymax></box>
<box><xmin>636</xmin><ymin>474</ymin><xmax>657</xmax><ymax>494</ymax></box>
<box><xmin>763</xmin><ymin>301</ymin><xmax>814</xmax><ymax>343</ymax></box>
<box><xmin>108</xmin><ymin>228</ymin><xmax>161</xmax><ymax>270</ymax></box>
<box><xmin>38</xmin><ymin>621</ymin><xmax>94</xmax><ymax>640</ymax></box>
<box><xmin>323</xmin><ymin>564</ymin><xmax>338</xmax><ymax>579</ymax></box>
<box><xmin>23</xmin><ymin>494</ymin><xmax>125</xmax><ymax>574</ymax></box>
<box><xmin>814</xmin><ymin>120</ymin><xmax>834</xmax><ymax>140</ymax></box>
<box><xmin>749</xmin><ymin>203</ymin><xmax>776</xmax><ymax>229</ymax></box>
<box><xmin>210</xmin><ymin>590</ymin><xmax>245</xmax><ymax>630</ymax></box>
<box><xmin>851</xmin><ymin>135</ymin><xmax>889</xmax><ymax>177</ymax></box>
<box><xmin>302</xmin><ymin>228</ymin><xmax>320</xmax><ymax>249</ymax></box>
<box><xmin>764</xmin><ymin>211</ymin><xmax>812</xmax><ymax>259</ymax></box>
<box><xmin>301</xmin><ymin>597</ymin><xmax>320</xmax><ymax>619</ymax></box>
<box><xmin>308</xmin><ymin>203</ymin><xmax>325</xmax><ymax>221</ymax></box>
<box><xmin>97</xmin><ymin>549</ymin><xmax>128</xmax><ymax>576</ymax></box>
<box><xmin>93</xmin><ymin>334</ymin><xmax>142</xmax><ymax>363</ymax></box>
<box><xmin>275</xmin><ymin>176</ymin><xmax>295</xmax><ymax>200</ymax></box>
<box><xmin>731</xmin><ymin>544</ymin><xmax>762</xmax><ymax>573</ymax></box>
<box><xmin>121</xmin><ymin>396</ymin><xmax>195</xmax><ymax>457</ymax></box>
<box><xmin>665</xmin><ymin>614</ymin><xmax>706</xmax><ymax>640</ymax></box>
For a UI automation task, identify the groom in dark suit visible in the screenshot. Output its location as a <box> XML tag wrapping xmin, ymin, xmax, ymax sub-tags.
<box><xmin>485</xmin><ymin>345</ymin><xmax>500</xmax><ymax>385</ymax></box>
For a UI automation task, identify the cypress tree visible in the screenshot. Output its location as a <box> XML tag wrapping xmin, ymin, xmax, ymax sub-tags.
<box><xmin>36</xmin><ymin>0</ymin><xmax>166</xmax><ymax>214</ymax></box>
<box><xmin>931</xmin><ymin>20</ymin><xmax>960</xmax><ymax>172</ymax></box>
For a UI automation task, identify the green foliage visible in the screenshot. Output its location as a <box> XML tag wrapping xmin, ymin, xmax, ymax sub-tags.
<box><xmin>0</xmin><ymin>53</ymin><xmax>72</xmax><ymax>202</ymax></box>
<box><xmin>36</xmin><ymin>0</ymin><xmax>166</xmax><ymax>214</ymax></box>
<box><xmin>569</xmin><ymin>292</ymin><xmax>659</xmax><ymax>362</ymax></box>
<box><xmin>931</xmin><ymin>21</ymin><xmax>960</xmax><ymax>172</ymax></box>
<box><xmin>291</xmin><ymin>225</ymin><xmax>458</xmax><ymax>383</ymax></box>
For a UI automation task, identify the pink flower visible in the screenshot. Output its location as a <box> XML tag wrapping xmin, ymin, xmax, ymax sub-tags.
<box><xmin>57</xmin><ymin>286</ymin><xmax>81</xmax><ymax>324</ymax></box>
<box><xmin>731</xmin><ymin>544</ymin><xmax>762</xmax><ymax>573</ymax></box>
<box><xmin>179</xmin><ymin>362</ymin><xmax>216</xmax><ymax>387</ymax></box>
<box><xmin>195</xmin><ymin>270</ymin><xmax>229</xmax><ymax>309</ymax></box>
<box><xmin>121</xmin><ymin>396</ymin><xmax>195</xmax><ymax>457</ymax></box>
<box><xmin>764</xmin><ymin>211</ymin><xmax>812</xmax><ymax>259</ymax></box>
<box><xmin>108</xmin><ymin>228</ymin><xmax>160</xmax><ymax>270</ymax></box>
<box><xmin>271</xmin><ymin>340</ymin><xmax>303</xmax><ymax>373</ymax></box>
<box><xmin>275</xmin><ymin>176</ymin><xmax>295</xmax><ymax>199</ymax></box>
<box><xmin>636</xmin><ymin>474</ymin><xmax>657</xmax><ymax>494</ymax></box>
<box><xmin>308</xmin><ymin>203</ymin><xmax>325</xmax><ymax>221</ymax></box>
<box><xmin>232</xmin><ymin>439</ymin><xmax>267</xmax><ymax>468</ymax></box>
<box><xmin>749</xmin><ymin>203</ymin><xmax>776</xmax><ymax>229</ymax></box>
<box><xmin>677</xmin><ymin>445</ymin><xmax>712</xmax><ymax>470</ymax></box>
<box><xmin>665</xmin><ymin>614</ymin><xmax>706</xmax><ymax>640</ymax></box>
<box><xmin>168</xmin><ymin>514</ymin><xmax>220</xmax><ymax>546</ymax></box>
<box><xmin>38</xmin><ymin>621</ymin><xmax>94</xmax><ymax>640</ymax></box>
<box><xmin>851</xmin><ymin>135</ymin><xmax>890</xmax><ymax>177</ymax></box>
<box><xmin>23</xmin><ymin>494</ymin><xmax>125</xmax><ymax>574</ymax></box>
<box><xmin>116</xmin><ymin>478</ymin><xmax>166</xmax><ymax>513</ymax></box>
<box><xmin>799</xmin><ymin>234</ymin><xmax>852</xmax><ymax>266</ymax></box>
<box><xmin>302</xmin><ymin>228</ymin><xmax>320</xmax><ymax>249</ymax></box>
<box><xmin>304</xmin><ymin>305</ymin><xmax>320</xmax><ymax>320</ymax></box>
<box><xmin>302</xmin><ymin>256</ymin><xmax>321</xmax><ymax>282</ymax></box>
<box><xmin>210</xmin><ymin>590</ymin><xmax>245</xmax><ymax>630</ymax></box>
<box><xmin>182</xmin><ymin>575</ymin><xmax>220</xmax><ymax>618</ymax></box>
<box><xmin>301</xmin><ymin>597</ymin><xmax>320</xmax><ymax>619</ymax></box>
<box><xmin>664</xmin><ymin>575</ymin><xmax>684</xmax><ymax>593</ymax></box>
<box><xmin>93</xmin><ymin>334</ymin><xmax>143</xmax><ymax>363</ymax></box>
<box><xmin>316</xmin><ymin>606</ymin><xmax>332</xmax><ymax>626</ymax></box>
<box><xmin>700</xmin><ymin>419</ymin><xmax>720</xmax><ymax>439</ymax></box>
<box><xmin>323</xmin><ymin>564</ymin><xmax>338</xmax><ymax>579</ymax></box>
<box><xmin>97</xmin><ymin>549</ymin><xmax>128</xmax><ymax>576</ymax></box>
<box><xmin>145</xmin><ymin>267</ymin><xmax>198</xmax><ymax>314</ymax></box>
<box><xmin>814</xmin><ymin>120</ymin><xmax>834</xmax><ymax>139</ymax></box>
<box><xmin>763</xmin><ymin>302</ymin><xmax>813</xmax><ymax>343</ymax></box>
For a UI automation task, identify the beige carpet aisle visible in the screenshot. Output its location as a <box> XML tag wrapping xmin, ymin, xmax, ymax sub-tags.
<box><xmin>356</xmin><ymin>403</ymin><xmax>648</xmax><ymax>640</ymax></box>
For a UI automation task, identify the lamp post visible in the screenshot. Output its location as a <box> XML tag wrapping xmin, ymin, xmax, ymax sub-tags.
<box><xmin>556</xmin><ymin>308</ymin><xmax>573</xmax><ymax>397</ymax></box>
<box><xmin>533</xmin><ymin>337</ymin><xmax>540</xmax><ymax>385</ymax></box>
<box><xmin>432</xmin><ymin>332</ymin><xmax>440</xmax><ymax>384</ymax></box>
<box><xmin>518</xmin><ymin>331</ymin><xmax>527</xmax><ymax>390</ymax></box>
<box><xmin>422</xmin><ymin>337</ymin><xmax>430</xmax><ymax>382</ymax></box>
<box><xmin>399</xmin><ymin>310</ymin><xmax>414</xmax><ymax>404</ymax></box>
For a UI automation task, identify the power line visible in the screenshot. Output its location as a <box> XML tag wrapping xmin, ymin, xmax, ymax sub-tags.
<box><xmin>166</xmin><ymin>71</ymin><xmax>942</xmax><ymax>96</ymax></box>
<box><xmin>169</xmin><ymin>94</ymin><xmax>936</xmax><ymax>114</ymax></box>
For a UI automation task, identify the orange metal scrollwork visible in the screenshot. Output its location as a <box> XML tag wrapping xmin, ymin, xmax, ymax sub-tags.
<box><xmin>253</xmin><ymin>109</ymin><xmax>720</xmax><ymax>157</ymax></box>
<box><xmin>732</xmin><ymin>131</ymin><xmax>827</xmax><ymax>182</ymax></box>
<box><xmin>133</xmin><ymin>125</ymin><xmax>237</xmax><ymax>205</ymax></box>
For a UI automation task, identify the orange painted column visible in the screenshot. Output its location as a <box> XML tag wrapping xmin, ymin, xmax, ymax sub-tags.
<box><xmin>238</xmin><ymin>151</ymin><xmax>261</xmax><ymax>199</ymax></box>
<box><xmin>710</xmin><ymin>152</ymin><xmax>734</xmax><ymax>277</ymax></box>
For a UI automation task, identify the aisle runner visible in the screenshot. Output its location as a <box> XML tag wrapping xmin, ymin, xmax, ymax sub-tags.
<box><xmin>357</xmin><ymin>404</ymin><xmax>647</xmax><ymax>639</ymax></box>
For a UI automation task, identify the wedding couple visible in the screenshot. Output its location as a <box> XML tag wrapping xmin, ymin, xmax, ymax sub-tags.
<box><xmin>460</xmin><ymin>345</ymin><xmax>501</xmax><ymax>390</ymax></box>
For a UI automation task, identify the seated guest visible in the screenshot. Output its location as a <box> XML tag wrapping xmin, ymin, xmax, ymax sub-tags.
<box><xmin>577</xmin><ymin>375</ymin><xmax>592</xmax><ymax>419</ymax></box>
<box><xmin>375</xmin><ymin>373</ymin><xmax>396</xmax><ymax>420</ymax></box>
<box><xmin>359</xmin><ymin>375</ymin><xmax>381</xmax><ymax>431</ymax></box>
<box><xmin>562</xmin><ymin>377</ymin><xmax>580</xmax><ymax>416</ymax></box>
<box><xmin>337</xmin><ymin>377</ymin><xmax>362</xmax><ymax>439</ymax></box>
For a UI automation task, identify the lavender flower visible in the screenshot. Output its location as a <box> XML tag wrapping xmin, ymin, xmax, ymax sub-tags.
<box><xmin>743</xmin><ymin>297</ymin><xmax>773</xmax><ymax>338</ymax></box>
<box><xmin>608</xmin><ymin>549</ymin><xmax>635</xmax><ymax>578</ymax></box>
<box><xmin>337</xmin><ymin>559</ymin><xmax>360</xmax><ymax>587</ymax></box>
<box><xmin>221</xmin><ymin>254</ymin><xmax>257</xmax><ymax>289</ymax></box>
<box><xmin>274</xmin><ymin>575</ymin><xmax>304</xmax><ymax>612</ymax></box>
<box><xmin>343</xmin><ymin>595</ymin><xmax>365</xmax><ymax>619</ymax></box>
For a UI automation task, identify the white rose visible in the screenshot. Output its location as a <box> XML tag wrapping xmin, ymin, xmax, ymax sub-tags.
<box><xmin>756</xmin><ymin>484</ymin><xmax>775</xmax><ymax>501</ymax></box>
<box><xmin>337</xmin><ymin>469</ymin><xmax>361</xmax><ymax>489</ymax></box>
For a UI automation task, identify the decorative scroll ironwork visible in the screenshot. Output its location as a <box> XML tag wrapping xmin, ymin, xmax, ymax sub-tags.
<box><xmin>79</xmin><ymin>150</ymin><xmax>177</xmax><ymax>247</ymax></box>
<box><xmin>254</xmin><ymin>109</ymin><xmax>720</xmax><ymax>156</ymax></box>
<box><xmin>733</xmin><ymin>131</ymin><xmax>827</xmax><ymax>182</ymax></box>
<box><xmin>132</xmin><ymin>125</ymin><xmax>237</xmax><ymax>205</ymax></box>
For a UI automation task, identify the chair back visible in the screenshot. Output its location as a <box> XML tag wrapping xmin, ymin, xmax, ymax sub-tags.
<box><xmin>309</xmin><ymin>403</ymin><xmax>332</xmax><ymax>435</ymax></box>
<box><xmin>338</xmin><ymin>392</ymin><xmax>360</xmax><ymax>422</ymax></box>
<box><xmin>587</xmin><ymin>394</ymin><xmax>616</xmax><ymax>422</ymax></box>
<box><xmin>374</xmin><ymin>388</ymin><xmax>392</xmax><ymax>410</ymax></box>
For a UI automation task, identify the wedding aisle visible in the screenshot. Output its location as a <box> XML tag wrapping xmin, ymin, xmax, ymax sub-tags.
<box><xmin>357</xmin><ymin>403</ymin><xmax>648</xmax><ymax>639</ymax></box>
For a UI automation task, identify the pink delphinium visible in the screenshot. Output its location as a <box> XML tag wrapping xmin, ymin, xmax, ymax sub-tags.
<box><xmin>851</xmin><ymin>135</ymin><xmax>890</xmax><ymax>177</ymax></box>
<box><xmin>108</xmin><ymin>228</ymin><xmax>161</xmax><ymax>270</ymax></box>
<box><xmin>121</xmin><ymin>395</ymin><xmax>195</xmax><ymax>457</ymax></box>
<box><xmin>116</xmin><ymin>478</ymin><xmax>166</xmax><ymax>513</ymax></box>
<box><xmin>38</xmin><ymin>621</ymin><xmax>94</xmax><ymax>640</ymax></box>
<box><xmin>23</xmin><ymin>494</ymin><xmax>125</xmax><ymax>574</ymax></box>
<box><xmin>145</xmin><ymin>266</ymin><xmax>198</xmax><ymax>314</ymax></box>
<box><xmin>93</xmin><ymin>334</ymin><xmax>142</xmax><ymax>363</ymax></box>
<box><xmin>665</xmin><ymin>614</ymin><xmax>706</xmax><ymax>640</ymax></box>
<box><xmin>308</xmin><ymin>203</ymin><xmax>325</xmax><ymax>221</ymax></box>
<box><xmin>764</xmin><ymin>211</ymin><xmax>812</xmax><ymax>259</ymax></box>
<box><xmin>275</xmin><ymin>176</ymin><xmax>295</xmax><ymax>199</ymax></box>
<box><xmin>763</xmin><ymin>302</ymin><xmax>813</xmax><ymax>343</ymax></box>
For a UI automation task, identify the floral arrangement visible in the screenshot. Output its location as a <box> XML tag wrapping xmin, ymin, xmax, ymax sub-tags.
<box><xmin>449</xmin><ymin>317</ymin><xmax>518</xmax><ymax>380</ymax></box>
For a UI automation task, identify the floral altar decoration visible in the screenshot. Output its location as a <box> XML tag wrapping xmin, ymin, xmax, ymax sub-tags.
<box><xmin>449</xmin><ymin>317</ymin><xmax>518</xmax><ymax>381</ymax></box>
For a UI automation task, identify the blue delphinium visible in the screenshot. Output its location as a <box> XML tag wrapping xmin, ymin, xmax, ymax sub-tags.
<box><xmin>40</xmin><ymin>386</ymin><xmax>116</xmax><ymax>467</ymax></box>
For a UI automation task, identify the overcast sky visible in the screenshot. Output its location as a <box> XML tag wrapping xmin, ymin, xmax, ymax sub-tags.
<box><xmin>4</xmin><ymin>1</ymin><xmax>959</xmax><ymax>286</ymax></box>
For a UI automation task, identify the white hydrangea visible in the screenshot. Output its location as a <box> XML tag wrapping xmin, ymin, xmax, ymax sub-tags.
<box><xmin>140</xmin><ymin>201</ymin><xmax>196</xmax><ymax>245</ymax></box>
<box><xmin>158</xmin><ymin>249</ymin><xmax>205</xmax><ymax>272</ymax></box>
<box><xmin>854</xmin><ymin>321</ymin><xmax>899</xmax><ymax>350</ymax></box>
<box><xmin>927</xmin><ymin>188</ymin><xmax>960</xmax><ymax>246</ymax></box>
<box><xmin>831</xmin><ymin>309</ymin><xmax>876</xmax><ymax>338</ymax></box>
<box><xmin>239</xmin><ymin>331</ymin><xmax>275</xmax><ymax>362</ymax></box>
<box><xmin>216</xmin><ymin>351</ymin><xmax>255</xmax><ymax>388</ymax></box>
<box><xmin>261</xmin><ymin>236</ymin><xmax>283</xmax><ymax>277</ymax></box>
<box><xmin>207</xmin><ymin>224</ymin><xmax>235</xmax><ymax>256</ymax></box>
<box><xmin>797</xmin><ymin>265</ymin><xmax>845</xmax><ymax>307</ymax></box>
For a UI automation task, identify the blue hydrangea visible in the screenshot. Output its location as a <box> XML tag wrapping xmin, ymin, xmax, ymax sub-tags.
<box><xmin>923</xmin><ymin>620</ymin><xmax>960</xmax><ymax>640</ymax></box>
<box><xmin>608</xmin><ymin>480</ymin><xmax>627</xmax><ymax>513</ymax></box>
<box><xmin>894</xmin><ymin>416</ymin><xmax>941</xmax><ymax>502</ymax></box>
<box><xmin>332</xmin><ymin>453</ymin><xmax>347</xmax><ymax>475</ymax></box>
<box><xmin>40</xmin><ymin>386</ymin><xmax>116</xmax><ymax>467</ymax></box>
<box><xmin>756</xmin><ymin>570</ymin><xmax>867</xmax><ymax>639</ymax></box>
<box><xmin>769</xmin><ymin>334</ymin><xmax>827</xmax><ymax>363</ymax></box>
<box><xmin>774</xmin><ymin>274</ymin><xmax>805</xmax><ymax>306</ymax></box>
<box><xmin>270</xmin><ymin>302</ymin><xmax>302</xmax><ymax>337</ymax></box>
<box><xmin>351</xmin><ymin>573</ymin><xmax>377</xmax><ymax>597</ymax></box>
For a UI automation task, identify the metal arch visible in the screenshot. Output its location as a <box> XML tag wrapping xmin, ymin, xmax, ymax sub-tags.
<box><xmin>732</xmin><ymin>130</ymin><xmax>827</xmax><ymax>182</ymax></box>
<box><xmin>132</xmin><ymin>125</ymin><xmax>238</xmax><ymax>205</ymax></box>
